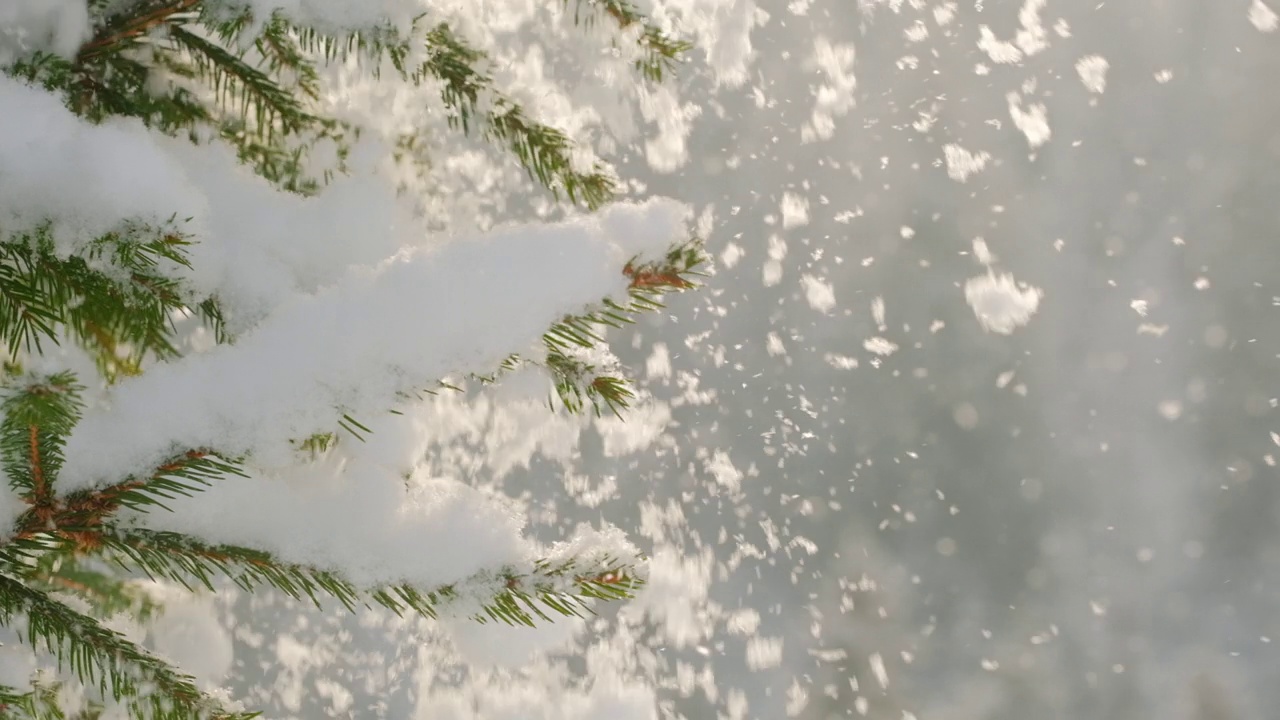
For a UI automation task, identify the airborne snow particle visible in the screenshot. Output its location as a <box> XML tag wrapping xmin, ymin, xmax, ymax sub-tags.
<box><xmin>977</xmin><ymin>26</ymin><xmax>1022</xmax><ymax>64</ymax></box>
<box><xmin>943</xmin><ymin>144</ymin><xmax>991</xmax><ymax>182</ymax></box>
<box><xmin>869</xmin><ymin>652</ymin><xmax>890</xmax><ymax>689</ymax></box>
<box><xmin>780</xmin><ymin>192</ymin><xmax>810</xmax><ymax>228</ymax></box>
<box><xmin>964</xmin><ymin>271</ymin><xmax>1043</xmax><ymax>334</ymax></box>
<box><xmin>824</xmin><ymin>353</ymin><xmax>859</xmax><ymax>369</ymax></box>
<box><xmin>720</xmin><ymin>241</ymin><xmax>744</xmax><ymax>268</ymax></box>
<box><xmin>1076</xmin><ymin>55</ymin><xmax>1110</xmax><ymax>93</ymax></box>
<box><xmin>864</xmin><ymin>337</ymin><xmax>898</xmax><ymax>356</ymax></box>
<box><xmin>1251</xmin><ymin>0</ymin><xmax>1279</xmax><ymax>31</ymax></box>
<box><xmin>746</xmin><ymin>636</ymin><xmax>784</xmax><ymax>670</ymax></box>
<box><xmin>972</xmin><ymin>237</ymin><xmax>996</xmax><ymax>265</ymax></box>
<box><xmin>800</xmin><ymin>274</ymin><xmax>836</xmax><ymax>312</ymax></box>
<box><xmin>1007</xmin><ymin>92</ymin><xmax>1051</xmax><ymax>149</ymax></box>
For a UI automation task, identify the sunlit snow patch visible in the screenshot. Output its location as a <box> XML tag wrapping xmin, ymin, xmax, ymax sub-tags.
<box><xmin>943</xmin><ymin>144</ymin><xmax>991</xmax><ymax>182</ymax></box>
<box><xmin>964</xmin><ymin>271</ymin><xmax>1043</xmax><ymax>334</ymax></box>
<box><xmin>1076</xmin><ymin>55</ymin><xmax>1110</xmax><ymax>93</ymax></box>
<box><xmin>1251</xmin><ymin>0</ymin><xmax>1279</xmax><ymax>31</ymax></box>
<box><xmin>800</xmin><ymin>274</ymin><xmax>836</xmax><ymax>312</ymax></box>
<box><xmin>1008</xmin><ymin>92</ymin><xmax>1051</xmax><ymax>149</ymax></box>
<box><xmin>781</xmin><ymin>192</ymin><xmax>810</xmax><ymax>228</ymax></box>
<box><xmin>863</xmin><ymin>337</ymin><xmax>898</xmax><ymax>356</ymax></box>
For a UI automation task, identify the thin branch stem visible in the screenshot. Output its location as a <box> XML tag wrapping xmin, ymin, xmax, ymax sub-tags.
<box><xmin>77</xmin><ymin>0</ymin><xmax>203</xmax><ymax>63</ymax></box>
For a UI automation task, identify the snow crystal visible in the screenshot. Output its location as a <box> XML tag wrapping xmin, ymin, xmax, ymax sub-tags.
<box><xmin>977</xmin><ymin>27</ymin><xmax>1023</xmax><ymax>64</ymax></box>
<box><xmin>1007</xmin><ymin>92</ymin><xmax>1052</xmax><ymax>149</ymax></box>
<box><xmin>721</xmin><ymin>241</ymin><xmax>745</xmax><ymax>268</ymax></box>
<box><xmin>767</xmin><ymin>332</ymin><xmax>788</xmax><ymax>357</ymax></box>
<box><xmin>964</xmin><ymin>271</ymin><xmax>1043</xmax><ymax>334</ymax></box>
<box><xmin>1014</xmin><ymin>0</ymin><xmax>1049</xmax><ymax>56</ymax></box>
<box><xmin>800</xmin><ymin>274</ymin><xmax>837</xmax><ymax>312</ymax></box>
<box><xmin>972</xmin><ymin>237</ymin><xmax>996</xmax><ymax>265</ymax></box>
<box><xmin>863</xmin><ymin>337</ymin><xmax>899</xmax><ymax>356</ymax></box>
<box><xmin>1076</xmin><ymin>55</ymin><xmax>1110</xmax><ymax>93</ymax></box>
<box><xmin>706</xmin><ymin>450</ymin><xmax>744</xmax><ymax>491</ymax></box>
<box><xmin>943</xmin><ymin>144</ymin><xmax>992</xmax><ymax>182</ymax></box>
<box><xmin>868</xmin><ymin>652</ymin><xmax>890</xmax><ymax>689</ymax></box>
<box><xmin>934</xmin><ymin>3</ymin><xmax>957</xmax><ymax>26</ymax></box>
<box><xmin>746</xmin><ymin>636</ymin><xmax>784</xmax><ymax>670</ymax></box>
<box><xmin>667</xmin><ymin>0</ymin><xmax>762</xmax><ymax>88</ymax></box>
<box><xmin>646</xmin><ymin>343</ymin><xmax>673</xmax><ymax>380</ymax></box>
<box><xmin>764</xmin><ymin>235</ymin><xmax>787</xmax><ymax>287</ymax></box>
<box><xmin>802</xmin><ymin>37</ymin><xmax>857</xmax><ymax>143</ymax></box>
<box><xmin>976</xmin><ymin>0</ymin><xmax>1050</xmax><ymax>63</ymax></box>
<box><xmin>825</xmin><ymin>353</ymin><xmax>859</xmax><ymax>369</ymax></box>
<box><xmin>781</xmin><ymin>192</ymin><xmax>811</xmax><ymax>228</ymax></box>
<box><xmin>628</xmin><ymin>545</ymin><xmax>713</xmax><ymax>649</ymax></box>
<box><xmin>1251</xmin><ymin>0</ymin><xmax>1280</xmax><ymax>31</ymax></box>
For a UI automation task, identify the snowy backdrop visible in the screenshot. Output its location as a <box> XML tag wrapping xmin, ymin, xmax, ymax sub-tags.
<box><xmin>576</xmin><ymin>2</ymin><xmax>1280</xmax><ymax>718</ymax></box>
<box><xmin>7</xmin><ymin>0</ymin><xmax>1275</xmax><ymax>718</ymax></box>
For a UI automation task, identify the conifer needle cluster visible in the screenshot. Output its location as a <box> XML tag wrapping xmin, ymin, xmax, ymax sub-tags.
<box><xmin>0</xmin><ymin>1</ymin><xmax>702</xmax><ymax>716</ymax></box>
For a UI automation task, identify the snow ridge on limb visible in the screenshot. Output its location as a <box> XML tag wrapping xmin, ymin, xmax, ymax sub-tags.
<box><xmin>0</xmin><ymin>0</ymin><xmax>707</xmax><ymax>716</ymax></box>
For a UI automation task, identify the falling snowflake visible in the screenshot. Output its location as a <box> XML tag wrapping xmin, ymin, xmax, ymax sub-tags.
<box><xmin>964</xmin><ymin>271</ymin><xmax>1044</xmax><ymax>334</ymax></box>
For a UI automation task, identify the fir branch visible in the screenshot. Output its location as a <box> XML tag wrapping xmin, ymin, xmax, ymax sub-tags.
<box><xmin>48</xmin><ymin>448</ymin><xmax>247</xmax><ymax>522</ymax></box>
<box><xmin>164</xmin><ymin>25</ymin><xmax>319</xmax><ymax>139</ymax></box>
<box><xmin>418</xmin><ymin>25</ymin><xmax>618</xmax><ymax>210</ymax></box>
<box><xmin>543</xmin><ymin>237</ymin><xmax>706</xmax><ymax>354</ymax></box>
<box><xmin>0</xmin><ymin>679</ymin><xmax>77</xmax><ymax>720</ymax></box>
<box><xmin>86</xmin><ymin>528</ymin><xmax>643</xmax><ymax>627</ymax></box>
<box><xmin>0</xmin><ymin>574</ymin><xmax>252</xmax><ymax>719</ymax></box>
<box><xmin>26</xmin><ymin>555</ymin><xmax>163</xmax><ymax>622</ymax></box>
<box><xmin>0</xmin><ymin>244</ymin><xmax>66</xmax><ymax>357</ymax></box>
<box><xmin>0</xmin><ymin>373</ymin><xmax>82</xmax><ymax>507</ymax></box>
<box><xmin>549</xmin><ymin>361</ymin><xmax>635</xmax><ymax>418</ymax></box>
<box><xmin>0</xmin><ymin>225</ymin><xmax>224</xmax><ymax>375</ymax></box>
<box><xmin>564</xmin><ymin>0</ymin><xmax>693</xmax><ymax>82</ymax></box>
<box><xmin>77</xmin><ymin>0</ymin><xmax>203</xmax><ymax>64</ymax></box>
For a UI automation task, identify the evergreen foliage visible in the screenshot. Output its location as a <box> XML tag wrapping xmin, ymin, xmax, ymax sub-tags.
<box><xmin>0</xmin><ymin>1</ymin><xmax>702</xmax><ymax>716</ymax></box>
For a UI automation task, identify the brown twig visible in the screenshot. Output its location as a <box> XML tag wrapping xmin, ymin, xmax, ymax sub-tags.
<box><xmin>76</xmin><ymin>0</ymin><xmax>203</xmax><ymax>63</ymax></box>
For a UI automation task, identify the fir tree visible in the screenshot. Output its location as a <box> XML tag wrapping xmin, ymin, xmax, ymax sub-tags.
<box><xmin>0</xmin><ymin>1</ymin><xmax>702</xmax><ymax>716</ymax></box>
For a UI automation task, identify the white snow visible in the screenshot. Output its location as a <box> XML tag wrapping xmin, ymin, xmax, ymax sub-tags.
<box><xmin>802</xmin><ymin>37</ymin><xmax>857</xmax><ymax>143</ymax></box>
<box><xmin>781</xmin><ymin>192</ymin><xmax>811</xmax><ymax>228</ymax></box>
<box><xmin>720</xmin><ymin>241</ymin><xmax>744</xmax><ymax>268</ymax></box>
<box><xmin>0</xmin><ymin>0</ymin><xmax>777</xmax><ymax>716</ymax></box>
<box><xmin>1251</xmin><ymin>0</ymin><xmax>1280</xmax><ymax>31</ymax></box>
<box><xmin>62</xmin><ymin>197</ymin><xmax>687</xmax><ymax>489</ymax></box>
<box><xmin>863</xmin><ymin>337</ymin><xmax>899</xmax><ymax>356</ymax></box>
<box><xmin>800</xmin><ymin>274</ymin><xmax>836</xmax><ymax>312</ymax></box>
<box><xmin>943</xmin><ymin>144</ymin><xmax>992</xmax><ymax>182</ymax></box>
<box><xmin>964</xmin><ymin>271</ymin><xmax>1043</xmax><ymax>335</ymax></box>
<box><xmin>1076</xmin><ymin>55</ymin><xmax>1110</xmax><ymax>93</ymax></box>
<box><xmin>977</xmin><ymin>27</ymin><xmax>1023</xmax><ymax>64</ymax></box>
<box><xmin>0</xmin><ymin>0</ymin><xmax>89</xmax><ymax>65</ymax></box>
<box><xmin>1007</xmin><ymin>92</ymin><xmax>1052</xmax><ymax>149</ymax></box>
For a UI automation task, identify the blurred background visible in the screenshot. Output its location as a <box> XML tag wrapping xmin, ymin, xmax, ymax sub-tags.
<box><xmin>606</xmin><ymin>1</ymin><xmax>1280</xmax><ymax>718</ymax></box>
